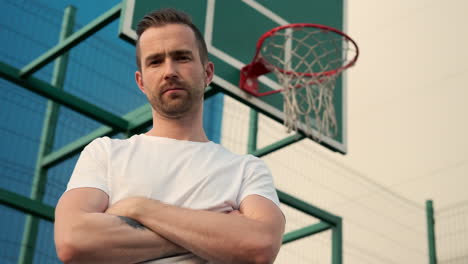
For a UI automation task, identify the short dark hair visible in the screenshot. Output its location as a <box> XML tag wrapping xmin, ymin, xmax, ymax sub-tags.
<box><xmin>135</xmin><ymin>8</ymin><xmax>209</xmax><ymax>71</ymax></box>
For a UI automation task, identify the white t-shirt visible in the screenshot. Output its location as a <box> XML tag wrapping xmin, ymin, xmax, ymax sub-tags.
<box><xmin>67</xmin><ymin>134</ymin><xmax>280</xmax><ymax>263</ymax></box>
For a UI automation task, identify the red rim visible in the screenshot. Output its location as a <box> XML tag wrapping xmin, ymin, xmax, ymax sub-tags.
<box><xmin>254</xmin><ymin>23</ymin><xmax>359</xmax><ymax>77</ymax></box>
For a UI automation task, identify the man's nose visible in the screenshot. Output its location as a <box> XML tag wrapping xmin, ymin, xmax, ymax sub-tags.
<box><xmin>163</xmin><ymin>59</ymin><xmax>179</xmax><ymax>80</ymax></box>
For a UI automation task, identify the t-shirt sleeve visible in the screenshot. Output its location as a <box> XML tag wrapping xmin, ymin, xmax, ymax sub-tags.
<box><xmin>66</xmin><ymin>137</ymin><xmax>109</xmax><ymax>194</ymax></box>
<box><xmin>237</xmin><ymin>155</ymin><xmax>280</xmax><ymax>207</ymax></box>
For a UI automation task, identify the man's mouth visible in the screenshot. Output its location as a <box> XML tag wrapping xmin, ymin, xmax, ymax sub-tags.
<box><xmin>162</xmin><ymin>87</ymin><xmax>186</xmax><ymax>95</ymax></box>
<box><xmin>161</xmin><ymin>81</ymin><xmax>186</xmax><ymax>93</ymax></box>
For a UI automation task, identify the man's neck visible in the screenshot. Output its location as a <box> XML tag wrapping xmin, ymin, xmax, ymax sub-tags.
<box><xmin>145</xmin><ymin>108</ymin><xmax>209</xmax><ymax>142</ymax></box>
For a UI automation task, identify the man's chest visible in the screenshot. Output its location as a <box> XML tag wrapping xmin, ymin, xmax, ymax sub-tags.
<box><xmin>106</xmin><ymin>147</ymin><xmax>245</xmax><ymax>211</ymax></box>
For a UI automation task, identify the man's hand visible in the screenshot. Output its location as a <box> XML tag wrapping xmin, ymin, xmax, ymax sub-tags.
<box><xmin>227</xmin><ymin>209</ymin><xmax>242</xmax><ymax>216</ymax></box>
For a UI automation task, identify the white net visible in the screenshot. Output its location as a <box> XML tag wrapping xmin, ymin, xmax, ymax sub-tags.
<box><xmin>258</xmin><ymin>26</ymin><xmax>357</xmax><ymax>139</ymax></box>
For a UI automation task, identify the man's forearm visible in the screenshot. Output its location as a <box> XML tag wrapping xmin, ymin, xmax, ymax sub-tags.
<box><xmin>129</xmin><ymin>200</ymin><xmax>278</xmax><ymax>264</ymax></box>
<box><xmin>55</xmin><ymin>212</ymin><xmax>187</xmax><ymax>264</ymax></box>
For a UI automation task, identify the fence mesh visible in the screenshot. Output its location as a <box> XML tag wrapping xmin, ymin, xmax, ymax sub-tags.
<box><xmin>437</xmin><ymin>201</ymin><xmax>468</xmax><ymax>264</ymax></box>
<box><xmin>221</xmin><ymin>96</ymin><xmax>427</xmax><ymax>263</ymax></box>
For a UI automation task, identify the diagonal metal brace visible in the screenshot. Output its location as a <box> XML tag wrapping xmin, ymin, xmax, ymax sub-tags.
<box><xmin>19</xmin><ymin>3</ymin><xmax>122</xmax><ymax>78</ymax></box>
<box><xmin>0</xmin><ymin>61</ymin><xmax>129</xmax><ymax>131</ymax></box>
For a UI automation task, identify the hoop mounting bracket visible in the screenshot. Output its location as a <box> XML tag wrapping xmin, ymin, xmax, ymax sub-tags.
<box><xmin>239</xmin><ymin>58</ymin><xmax>280</xmax><ymax>97</ymax></box>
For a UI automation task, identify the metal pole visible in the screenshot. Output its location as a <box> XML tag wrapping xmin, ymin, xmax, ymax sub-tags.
<box><xmin>282</xmin><ymin>222</ymin><xmax>332</xmax><ymax>244</ymax></box>
<box><xmin>19</xmin><ymin>3</ymin><xmax>121</xmax><ymax>77</ymax></box>
<box><xmin>0</xmin><ymin>61</ymin><xmax>129</xmax><ymax>131</ymax></box>
<box><xmin>251</xmin><ymin>133</ymin><xmax>305</xmax><ymax>158</ymax></box>
<box><xmin>247</xmin><ymin>109</ymin><xmax>258</xmax><ymax>154</ymax></box>
<box><xmin>331</xmin><ymin>218</ymin><xmax>343</xmax><ymax>264</ymax></box>
<box><xmin>18</xmin><ymin>6</ymin><xmax>76</xmax><ymax>264</ymax></box>
<box><xmin>0</xmin><ymin>188</ymin><xmax>54</xmax><ymax>222</ymax></box>
<box><xmin>426</xmin><ymin>200</ymin><xmax>437</xmax><ymax>264</ymax></box>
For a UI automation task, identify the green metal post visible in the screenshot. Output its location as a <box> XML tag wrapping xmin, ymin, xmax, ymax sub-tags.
<box><xmin>18</xmin><ymin>6</ymin><xmax>76</xmax><ymax>264</ymax></box>
<box><xmin>277</xmin><ymin>189</ymin><xmax>341</xmax><ymax>226</ymax></box>
<box><xmin>331</xmin><ymin>217</ymin><xmax>343</xmax><ymax>264</ymax></box>
<box><xmin>426</xmin><ymin>200</ymin><xmax>437</xmax><ymax>264</ymax></box>
<box><xmin>251</xmin><ymin>133</ymin><xmax>305</xmax><ymax>157</ymax></box>
<box><xmin>247</xmin><ymin>110</ymin><xmax>258</xmax><ymax>153</ymax></box>
<box><xmin>282</xmin><ymin>221</ymin><xmax>332</xmax><ymax>244</ymax></box>
<box><xmin>0</xmin><ymin>188</ymin><xmax>55</xmax><ymax>222</ymax></box>
<box><xmin>0</xmin><ymin>61</ymin><xmax>129</xmax><ymax>131</ymax></box>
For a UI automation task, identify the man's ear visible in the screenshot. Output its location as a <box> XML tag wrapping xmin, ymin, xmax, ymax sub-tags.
<box><xmin>135</xmin><ymin>71</ymin><xmax>145</xmax><ymax>94</ymax></box>
<box><xmin>204</xmin><ymin>62</ymin><xmax>214</xmax><ymax>87</ymax></box>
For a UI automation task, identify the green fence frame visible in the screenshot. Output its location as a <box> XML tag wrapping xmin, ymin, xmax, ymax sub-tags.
<box><xmin>0</xmin><ymin>3</ymin><xmax>343</xmax><ymax>264</ymax></box>
<box><xmin>247</xmin><ymin>109</ymin><xmax>342</xmax><ymax>264</ymax></box>
<box><xmin>426</xmin><ymin>200</ymin><xmax>437</xmax><ymax>264</ymax></box>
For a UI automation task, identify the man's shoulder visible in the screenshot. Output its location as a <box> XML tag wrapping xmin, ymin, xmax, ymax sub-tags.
<box><xmin>84</xmin><ymin>135</ymin><xmax>137</xmax><ymax>152</ymax></box>
<box><xmin>209</xmin><ymin>143</ymin><xmax>265</xmax><ymax>165</ymax></box>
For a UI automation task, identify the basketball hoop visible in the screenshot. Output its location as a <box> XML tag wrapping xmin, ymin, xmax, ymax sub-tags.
<box><xmin>240</xmin><ymin>23</ymin><xmax>359</xmax><ymax>140</ymax></box>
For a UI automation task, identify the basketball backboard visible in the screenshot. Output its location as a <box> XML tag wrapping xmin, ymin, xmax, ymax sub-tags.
<box><xmin>119</xmin><ymin>0</ymin><xmax>347</xmax><ymax>153</ymax></box>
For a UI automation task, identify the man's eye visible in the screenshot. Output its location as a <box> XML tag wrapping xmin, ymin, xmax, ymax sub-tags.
<box><xmin>150</xmin><ymin>60</ymin><xmax>162</xmax><ymax>65</ymax></box>
<box><xmin>177</xmin><ymin>56</ymin><xmax>191</xmax><ymax>61</ymax></box>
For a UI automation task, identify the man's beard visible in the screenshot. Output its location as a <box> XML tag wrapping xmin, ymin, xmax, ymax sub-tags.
<box><xmin>147</xmin><ymin>79</ymin><xmax>203</xmax><ymax>119</ymax></box>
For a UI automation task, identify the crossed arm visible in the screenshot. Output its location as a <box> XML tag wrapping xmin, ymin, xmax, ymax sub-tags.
<box><xmin>54</xmin><ymin>187</ymin><xmax>285</xmax><ymax>264</ymax></box>
<box><xmin>54</xmin><ymin>188</ymin><xmax>187</xmax><ymax>263</ymax></box>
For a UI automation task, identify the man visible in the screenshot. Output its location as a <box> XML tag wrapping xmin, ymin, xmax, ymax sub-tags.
<box><xmin>54</xmin><ymin>8</ymin><xmax>285</xmax><ymax>264</ymax></box>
